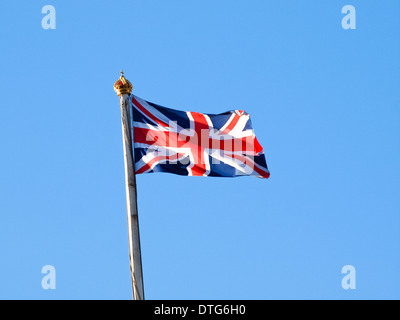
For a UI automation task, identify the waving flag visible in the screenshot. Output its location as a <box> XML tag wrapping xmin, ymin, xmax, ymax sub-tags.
<box><xmin>130</xmin><ymin>95</ymin><xmax>270</xmax><ymax>179</ymax></box>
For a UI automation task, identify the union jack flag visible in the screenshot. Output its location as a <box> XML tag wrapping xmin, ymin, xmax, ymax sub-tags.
<box><xmin>130</xmin><ymin>95</ymin><xmax>270</xmax><ymax>179</ymax></box>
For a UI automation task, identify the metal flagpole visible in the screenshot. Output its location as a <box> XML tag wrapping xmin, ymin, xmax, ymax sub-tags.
<box><xmin>114</xmin><ymin>71</ymin><xmax>145</xmax><ymax>300</ymax></box>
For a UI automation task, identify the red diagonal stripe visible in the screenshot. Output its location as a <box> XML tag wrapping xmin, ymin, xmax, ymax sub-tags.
<box><xmin>219</xmin><ymin>111</ymin><xmax>243</xmax><ymax>135</ymax></box>
<box><xmin>131</xmin><ymin>96</ymin><xmax>169</xmax><ymax>127</ymax></box>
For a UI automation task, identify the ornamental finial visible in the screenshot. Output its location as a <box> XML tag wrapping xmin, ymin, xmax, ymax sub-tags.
<box><xmin>114</xmin><ymin>70</ymin><xmax>133</xmax><ymax>96</ymax></box>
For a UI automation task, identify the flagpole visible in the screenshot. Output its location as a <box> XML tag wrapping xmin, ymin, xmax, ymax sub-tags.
<box><xmin>114</xmin><ymin>71</ymin><xmax>145</xmax><ymax>300</ymax></box>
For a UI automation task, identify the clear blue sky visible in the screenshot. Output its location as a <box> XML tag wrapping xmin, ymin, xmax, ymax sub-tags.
<box><xmin>0</xmin><ymin>1</ymin><xmax>399</xmax><ymax>299</ymax></box>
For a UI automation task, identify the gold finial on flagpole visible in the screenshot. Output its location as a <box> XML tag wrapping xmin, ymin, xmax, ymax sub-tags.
<box><xmin>114</xmin><ymin>70</ymin><xmax>133</xmax><ymax>96</ymax></box>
